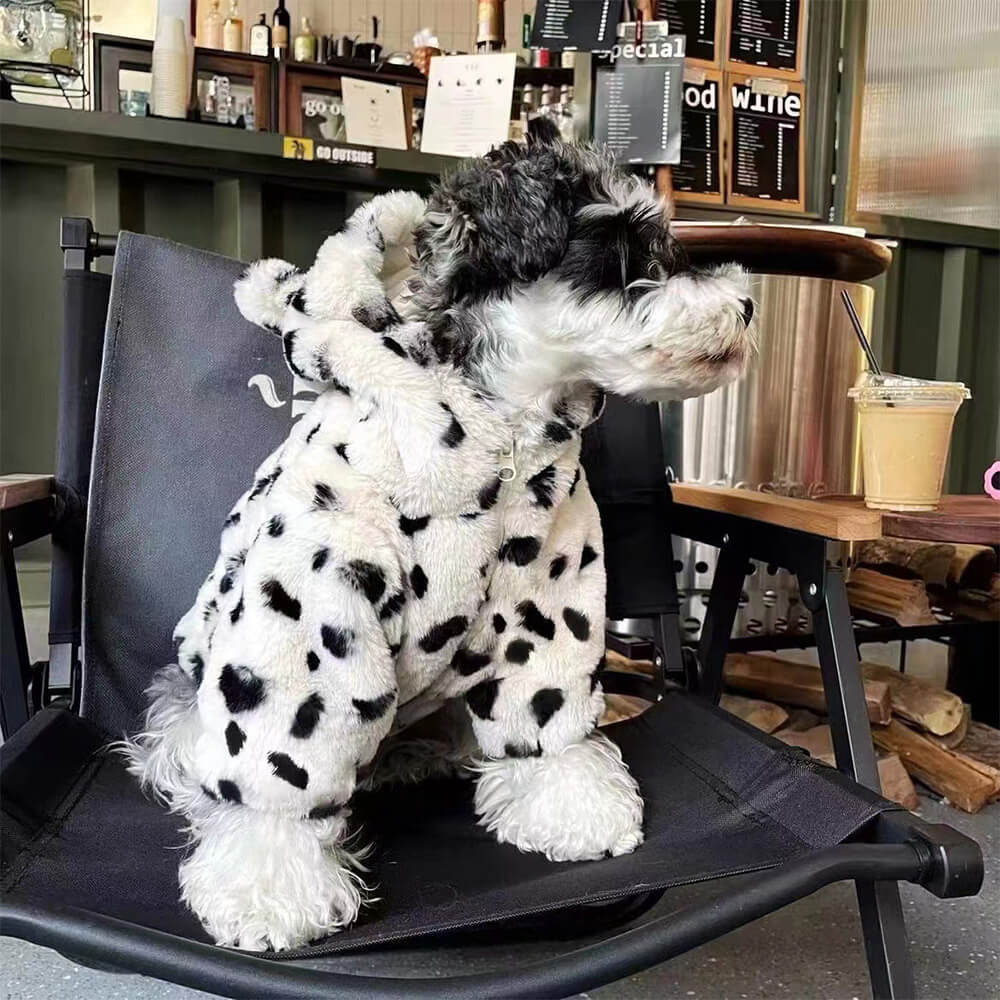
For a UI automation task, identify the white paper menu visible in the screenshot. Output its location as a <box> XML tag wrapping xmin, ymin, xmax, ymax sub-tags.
<box><xmin>341</xmin><ymin>77</ymin><xmax>408</xmax><ymax>151</ymax></box>
<box><xmin>420</xmin><ymin>53</ymin><xmax>517</xmax><ymax>157</ymax></box>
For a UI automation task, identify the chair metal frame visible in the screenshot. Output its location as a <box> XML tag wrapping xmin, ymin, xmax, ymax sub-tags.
<box><xmin>0</xmin><ymin>221</ymin><xmax>985</xmax><ymax>999</ymax></box>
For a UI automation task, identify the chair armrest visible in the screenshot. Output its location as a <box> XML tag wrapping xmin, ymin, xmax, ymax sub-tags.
<box><xmin>0</xmin><ymin>475</ymin><xmax>55</xmax><ymax>511</ymax></box>
<box><xmin>1</xmin><ymin>476</ymin><xmax>57</xmax><ymax>551</ymax></box>
<box><xmin>670</xmin><ymin>483</ymin><xmax>882</xmax><ymax>542</ymax></box>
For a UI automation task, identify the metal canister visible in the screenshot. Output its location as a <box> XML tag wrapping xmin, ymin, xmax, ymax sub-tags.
<box><xmin>669</xmin><ymin>277</ymin><xmax>872</xmax><ymax>641</ymax></box>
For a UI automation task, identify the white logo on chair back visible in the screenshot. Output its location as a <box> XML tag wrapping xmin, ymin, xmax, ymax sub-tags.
<box><xmin>247</xmin><ymin>374</ymin><xmax>286</xmax><ymax>408</ymax></box>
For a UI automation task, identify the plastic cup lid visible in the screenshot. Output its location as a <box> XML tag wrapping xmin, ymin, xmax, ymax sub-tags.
<box><xmin>848</xmin><ymin>372</ymin><xmax>970</xmax><ymax>402</ymax></box>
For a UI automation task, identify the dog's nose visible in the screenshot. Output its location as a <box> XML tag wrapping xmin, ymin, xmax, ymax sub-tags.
<box><xmin>740</xmin><ymin>298</ymin><xmax>754</xmax><ymax>326</ymax></box>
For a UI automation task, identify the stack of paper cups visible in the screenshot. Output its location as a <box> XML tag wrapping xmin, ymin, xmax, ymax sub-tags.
<box><xmin>152</xmin><ymin>16</ymin><xmax>189</xmax><ymax>119</ymax></box>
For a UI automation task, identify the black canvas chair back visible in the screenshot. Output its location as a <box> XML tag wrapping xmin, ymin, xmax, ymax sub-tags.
<box><xmin>80</xmin><ymin>235</ymin><xmax>294</xmax><ymax>733</ymax></box>
<box><xmin>79</xmin><ymin>233</ymin><xmax>678</xmax><ymax>735</ymax></box>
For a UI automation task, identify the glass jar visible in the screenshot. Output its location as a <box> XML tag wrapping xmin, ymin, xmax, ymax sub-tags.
<box><xmin>0</xmin><ymin>1</ymin><xmax>83</xmax><ymax>74</ymax></box>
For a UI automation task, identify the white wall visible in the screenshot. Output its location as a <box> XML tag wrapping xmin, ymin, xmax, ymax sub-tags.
<box><xmin>95</xmin><ymin>1</ymin><xmax>537</xmax><ymax>57</ymax></box>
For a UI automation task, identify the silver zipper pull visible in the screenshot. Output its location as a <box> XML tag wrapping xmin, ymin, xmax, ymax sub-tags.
<box><xmin>498</xmin><ymin>442</ymin><xmax>517</xmax><ymax>482</ymax></box>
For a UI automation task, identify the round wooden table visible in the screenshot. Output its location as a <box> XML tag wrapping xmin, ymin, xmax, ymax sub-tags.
<box><xmin>673</xmin><ymin>224</ymin><xmax>892</xmax><ymax>282</ymax></box>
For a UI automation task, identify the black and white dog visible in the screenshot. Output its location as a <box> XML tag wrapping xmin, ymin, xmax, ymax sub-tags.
<box><xmin>125</xmin><ymin>122</ymin><xmax>754</xmax><ymax>951</ymax></box>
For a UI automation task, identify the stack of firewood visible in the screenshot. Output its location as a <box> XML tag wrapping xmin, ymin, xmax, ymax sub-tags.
<box><xmin>848</xmin><ymin>538</ymin><xmax>998</xmax><ymax>625</ymax></box>
<box><xmin>723</xmin><ymin>652</ymin><xmax>1000</xmax><ymax>813</ymax></box>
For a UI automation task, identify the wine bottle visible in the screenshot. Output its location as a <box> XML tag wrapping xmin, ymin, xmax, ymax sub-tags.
<box><xmin>294</xmin><ymin>16</ymin><xmax>317</xmax><ymax>62</ymax></box>
<box><xmin>475</xmin><ymin>0</ymin><xmax>505</xmax><ymax>53</ymax></box>
<box><xmin>222</xmin><ymin>0</ymin><xmax>243</xmax><ymax>52</ymax></box>
<box><xmin>272</xmin><ymin>0</ymin><xmax>290</xmax><ymax>60</ymax></box>
<box><xmin>249</xmin><ymin>14</ymin><xmax>271</xmax><ymax>57</ymax></box>
<box><xmin>201</xmin><ymin>0</ymin><xmax>223</xmax><ymax>50</ymax></box>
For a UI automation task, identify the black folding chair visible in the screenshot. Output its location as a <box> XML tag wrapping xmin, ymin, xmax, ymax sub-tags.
<box><xmin>0</xmin><ymin>223</ymin><xmax>983</xmax><ymax>999</ymax></box>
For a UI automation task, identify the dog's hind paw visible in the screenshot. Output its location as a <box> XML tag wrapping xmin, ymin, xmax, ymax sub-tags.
<box><xmin>179</xmin><ymin>806</ymin><xmax>365</xmax><ymax>951</ymax></box>
<box><xmin>474</xmin><ymin>732</ymin><xmax>644</xmax><ymax>862</ymax></box>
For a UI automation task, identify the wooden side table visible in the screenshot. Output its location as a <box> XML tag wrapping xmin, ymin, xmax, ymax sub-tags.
<box><xmin>823</xmin><ymin>495</ymin><xmax>999</xmax><ymax>726</ymax></box>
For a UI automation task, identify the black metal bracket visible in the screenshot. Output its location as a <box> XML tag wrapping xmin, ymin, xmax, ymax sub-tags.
<box><xmin>872</xmin><ymin>810</ymin><xmax>985</xmax><ymax>900</ymax></box>
<box><xmin>61</xmin><ymin>218</ymin><xmax>118</xmax><ymax>272</ymax></box>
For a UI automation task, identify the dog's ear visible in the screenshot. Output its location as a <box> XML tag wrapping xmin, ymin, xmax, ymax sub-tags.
<box><xmin>526</xmin><ymin>114</ymin><xmax>561</xmax><ymax>147</ymax></box>
<box><xmin>415</xmin><ymin>139</ymin><xmax>577</xmax><ymax>310</ymax></box>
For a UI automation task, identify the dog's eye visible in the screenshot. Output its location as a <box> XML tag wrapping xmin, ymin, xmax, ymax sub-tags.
<box><xmin>647</xmin><ymin>260</ymin><xmax>667</xmax><ymax>280</ymax></box>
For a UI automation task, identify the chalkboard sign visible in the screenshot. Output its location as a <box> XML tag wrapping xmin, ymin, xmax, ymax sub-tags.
<box><xmin>531</xmin><ymin>0</ymin><xmax>617</xmax><ymax>52</ymax></box>
<box><xmin>656</xmin><ymin>0</ymin><xmax>722</xmax><ymax>67</ymax></box>
<box><xmin>673</xmin><ymin>69</ymin><xmax>724</xmax><ymax>204</ymax></box>
<box><xmin>725</xmin><ymin>0</ymin><xmax>806</xmax><ymax>80</ymax></box>
<box><xmin>726</xmin><ymin>73</ymin><xmax>805</xmax><ymax>211</ymax></box>
<box><xmin>593</xmin><ymin>29</ymin><xmax>686</xmax><ymax>165</ymax></box>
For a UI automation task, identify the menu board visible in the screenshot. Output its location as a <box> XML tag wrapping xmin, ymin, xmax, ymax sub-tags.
<box><xmin>593</xmin><ymin>33</ymin><xmax>686</xmax><ymax>165</ymax></box>
<box><xmin>531</xmin><ymin>0</ymin><xmax>617</xmax><ymax>52</ymax></box>
<box><xmin>657</xmin><ymin>0</ymin><xmax>721</xmax><ymax>66</ymax></box>
<box><xmin>726</xmin><ymin>73</ymin><xmax>805</xmax><ymax>211</ymax></box>
<box><xmin>726</xmin><ymin>0</ymin><xmax>805</xmax><ymax>79</ymax></box>
<box><xmin>341</xmin><ymin>78</ymin><xmax>408</xmax><ymax>151</ymax></box>
<box><xmin>672</xmin><ymin>69</ymin><xmax>724</xmax><ymax>204</ymax></box>
<box><xmin>420</xmin><ymin>53</ymin><xmax>517</xmax><ymax>157</ymax></box>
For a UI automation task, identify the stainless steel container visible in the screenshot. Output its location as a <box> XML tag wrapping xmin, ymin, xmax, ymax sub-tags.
<box><xmin>669</xmin><ymin>276</ymin><xmax>874</xmax><ymax>643</ymax></box>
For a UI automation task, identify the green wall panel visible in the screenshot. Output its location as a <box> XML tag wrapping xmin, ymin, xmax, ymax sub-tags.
<box><xmin>0</xmin><ymin>162</ymin><xmax>66</xmax><ymax>478</ymax></box>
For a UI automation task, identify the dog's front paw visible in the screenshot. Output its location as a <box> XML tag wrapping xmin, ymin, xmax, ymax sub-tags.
<box><xmin>474</xmin><ymin>732</ymin><xmax>643</xmax><ymax>862</ymax></box>
<box><xmin>179</xmin><ymin>807</ymin><xmax>364</xmax><ymax>951</ymax></box>
<box><xmin>233</xmin><ymin>258</ymin><xmax>300</xmax><ymax>332</ymax></box>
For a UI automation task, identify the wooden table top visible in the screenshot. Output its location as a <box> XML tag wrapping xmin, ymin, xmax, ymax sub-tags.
<box><xmin>673</xmin><ymin>225</ymin><xmax>892</xmax><ymax>282</ymax></box>
<box><xmin>671</xmin><ymin>483</ymin><xmax>883</xmax><ymax>541</ymax></box>
<box><xmin>822</xmin><ymin>495</ymin><xmax>1000</xmax><ymax>546</ymax></box>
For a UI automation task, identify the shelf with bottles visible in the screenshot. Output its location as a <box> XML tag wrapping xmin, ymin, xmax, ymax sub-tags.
<box><xmin>93</xmin><ymin>33</ymin><xmax>274</xmax><ymax>132</ymax></box>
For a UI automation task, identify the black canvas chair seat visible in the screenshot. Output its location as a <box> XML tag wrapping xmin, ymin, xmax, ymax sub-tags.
<box><xmin>2</xmin><ymin>692</ymin><xmax>892</xmax><ymax>958</ymax></box>
<box><xmin>1</xmin><ymin>231</ymin><xmax>983</xmax><ymax>999</ymax></box>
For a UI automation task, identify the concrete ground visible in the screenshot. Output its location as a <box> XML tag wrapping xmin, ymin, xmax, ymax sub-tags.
<box><xmin>2</xmin><ymin>796</ymin><xmax>996</xmax><ymax>1000</ymax></box>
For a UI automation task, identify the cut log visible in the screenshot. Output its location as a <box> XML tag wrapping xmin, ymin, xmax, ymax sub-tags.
<box><xmin>720</xmin><ymin>694</ymin><xmax>789</xmax><ymax>733</ymax></box>
<box><xmin>725</xmin><ymin>653</ymin><xmax>892</xmax><ymax>725</ymax></box>
<box><xmin>924</xmin><ymin>704</ymin><xmax>970</xmax><ymax>749</ymax></box>
<box><xmin>782</xmin><ymin>708</ymin><xmax>823</xmax><ymax>732</ymax></box>
<box><xmin>774</xmin><ymin>724</ymin><xmax>835</xmax><ymax>764</ymax></box>
<box><xmin>876</xmin><ymin>753</ymin><xmax>921</xmax><ymax>810</ymax></box>
<box><xmin>955</xmin><ymin>721</ymin><xmax>1000</xmax><ymax>771</ymax></box>
<box><xmin>605</xmin><ymin>648</ymin><xmax>655</xmax><ymax>677</ymax></box>
<box><xmin>600</xmin><ymin>694</ymin><xmax>651</xmax><ymax>727</ymax></box>
<box><xmin>847</xmin><ymin>567</ymin><xmax>936</xmax><ymax>625</ymax></box>
<box><xmin>950</xmin><ymin>581</ymin><xmax>1000</xmax><ymax>621</ymax></box>
<box><xmin>947</xmin><ymin>544</ymin><xmax>997</xmax><ymax>590</ymax></box>
<box><xmin>872</xmin><ymin>720</ymin><xmax>998</xmax><ymax>813</ymax></box>
<box><xmin>861</xmin><ymin>662</ymin><xmax>965</xmax><ymax>736</ymax></box>
<box><xmin>948</xmin><ymin>748</ymin><xmax>1000</xmax><ymax>795</ymax></box>
<box><xmin>774</xmin><ymin>727</ymin><xmax>921</xmax><ymax>809</ymax></box>
<box><xmin>856</xmin><ymin>537</ymin><xmax>955</xmax><ymax>586</ymax></box>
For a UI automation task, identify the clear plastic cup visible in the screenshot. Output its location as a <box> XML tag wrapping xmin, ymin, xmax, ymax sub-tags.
<box><xmin>848</xmin><ymin>373</ymin><xmax>970</xmax><ymax>511</ymax></box>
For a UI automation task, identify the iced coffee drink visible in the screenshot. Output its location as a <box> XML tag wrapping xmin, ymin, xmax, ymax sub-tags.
<box><xmin>849</xmin><ymin>374</ymin><xmax>970</xmax><ymax>511</ymax></box>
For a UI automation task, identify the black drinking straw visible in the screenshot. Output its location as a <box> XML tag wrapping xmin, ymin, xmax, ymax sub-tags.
<box><xmin>841</xmin><ymin>289</ymin><xmax>882</xmax><ymax>375</ymax></box>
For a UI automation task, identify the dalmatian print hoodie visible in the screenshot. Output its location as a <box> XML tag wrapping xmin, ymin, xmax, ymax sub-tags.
<box><xmin>173</xmin><ymin>192</ymin><xmax>608</xmax><ymax>820</ymax></box>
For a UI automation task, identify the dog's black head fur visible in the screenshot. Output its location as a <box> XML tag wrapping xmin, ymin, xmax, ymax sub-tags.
<box><xmin>410</xmin><ymin>118</ymin><xmax>754</xmax><ymax>403</ymax></box>
<box><xmin>414</xmin><ymin>120</ymin><xmax>686</xmax><ymax>350</ymax></box>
